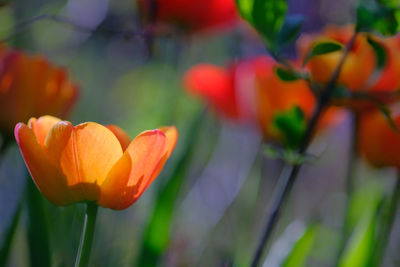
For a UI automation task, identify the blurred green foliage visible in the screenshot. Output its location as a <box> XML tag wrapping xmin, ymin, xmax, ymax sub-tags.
<box><xmin>273</xmin><ymin>106</ymin><xmax>306</xmax><ymax>149</ymax></box>
<box><xmin>281</xmin><ymin>224</ymin><xmax>317</xmax><ymax>267</ymax></box>
<box><xmin>357</xmin><ymin>0</ymin><xmax>400</xmax><ymax>35</ymax></box>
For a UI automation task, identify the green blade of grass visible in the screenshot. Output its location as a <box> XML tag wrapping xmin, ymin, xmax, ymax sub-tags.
<box><xmin>338</xmin><ymin>209</ymin><xmax>378</xmax><ymax>267</ymax></box>
<box><xmin>134</xmin><ymin>109</ymin><xmax>206</xmax><ymax>267</ymax></box>
<box><xmin>281</xmin><ymin>224</ymin><xmax>317</xmax><ymax>267</ymax></box>
<box><xmin>26</xmin><ymin>176</ymin><xmax>51</xmax><ymax>267</ymax></box>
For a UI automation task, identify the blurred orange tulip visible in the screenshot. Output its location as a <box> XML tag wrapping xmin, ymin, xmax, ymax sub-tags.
<box><xmin>297</xmin><ymin>25</ymin><xmax>400</xmax><ymax>109</ymax></box>
<box><xmin>359</xmin><ymin>107</ymin><xmax>400</xmax><ymax>169</ymax></box>
<box><xmin>0</xmin><ymin>44</ymin><xmax>79</xmax><ymax>135</ymax></box>
<box><xmin>254</xmin><ymin>61</ymin><xmax>314</xmax><ymax>141</ymax></box>
<box><xmin>253</xmin><ymin>57</ymin><xmax>343</xmax><ymax>143</ymax></box>
<box><xmin>15</xmin><ymin>116</ymin><xmax>178</xmax><ymax>210</ymax></box>
<box><xmin>137</xmin><ymin>0</ymin><xmax>238</xmax><ymax>34</ymax></box>
<box><xmin>184</xmin><ymin>56</ymin><xmax>343</xmax><ymax>144</ymax></box>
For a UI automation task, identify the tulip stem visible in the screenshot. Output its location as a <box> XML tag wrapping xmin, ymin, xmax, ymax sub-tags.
<box><xmin>250</xmin><ymin>31</ymin><xmax>358</xmax><ymax>267</ymax></box>
<box><xmin>75</xmin><ymin>202</ymin><xmax>98</xmax><ymax>267</ymax></box>
<box><xmin>370</xmin><ymin>173</ymin><xmax>400</xmax><ymax>266</ymax></box>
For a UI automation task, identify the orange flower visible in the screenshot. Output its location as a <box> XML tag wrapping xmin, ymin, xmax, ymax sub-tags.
<box><xmin>137</xmin><ymin>0</ymin><xmax>238</xmax><ymax>34</ymax></box>
<box><xmin>253</xmin><ymin>57</ymin><xmax>343</xmax><ymax>143</ymax></box>
<box><xmin>297</xmin><ymin>25</ymin><xmax>400</xmax><ymax>109</ymax></box>
<box><xmin>15</xmin><ymin>116</ymin><xmax>178</xmax><ymax>210</ymax></box>
<box><xmin>359</xmin><ymin>107</ymin><xmax>400</xmax><ymax>169</ymax></box>
<box><xmin>0</xmin><ymin>44</ymin><xmax>79</xmax><ymax>135</ymax></box>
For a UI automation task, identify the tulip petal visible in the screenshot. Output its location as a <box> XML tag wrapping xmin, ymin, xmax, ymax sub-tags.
<box><xmin>29</xmin><ymin>115</ymin><xmax>61</xmax><ymax>147</ymax></box>
<box><xmin>99</xmin><ymin>129</ymin><xmax>167</xmax><ymax>210</ymax></box>
<box><xmin>159</xmin><ymin>126</ymin><xmax>178</xmax><ymax>157</ymax></box>
<box><xmin>59</xmin><ymin>122</ymin><xmax>123</xmax><ymax>198</ymax></box>
<box><xmin>44</xmin><ymin>121</ymin><xmax>73</xmax><ymax>165</ymax></box>
<box><xmin>140</xmin><ymin>126</ymin><xmax>179</xmax><ymax>193</ymax></box>
<box><xmin>14</xmin><ymin>123</ymin><xmax>74</xmax><ymax>205</ymax></box>
<box><xmin>106</xmin><ymin>125</ymin><xmax>131</xmax><ymax>151</ymax></box>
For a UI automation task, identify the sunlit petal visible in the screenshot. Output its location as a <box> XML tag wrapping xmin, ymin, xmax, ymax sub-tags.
<box><xmin>106</xmin><ymin>125</ymin><xmax>131</xmax><ymax>151</ymax></box>
<box><xmin>14</xmin><ymin>123</ymin><xmax>74</xmax><ymax>205</ymax></box>
<box><xmin>99</xmin><ymin>129</ymin><xmax>167</xmax><ymax>210</ymax></box>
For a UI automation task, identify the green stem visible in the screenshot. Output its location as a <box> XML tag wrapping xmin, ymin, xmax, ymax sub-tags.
<box><xmin>370</xmin><ymin>173</ymin><xmax>400</xmax><ymax>266</ymax></box>
<box><xmin>74</xmin><ymin>202</ymin><xmax>98</xmax><ymax>267</ymax></box>
<box><xmin>250</xmin><ymin>31</ymin><xmax>359</xmax><ymax>267</ymax></box>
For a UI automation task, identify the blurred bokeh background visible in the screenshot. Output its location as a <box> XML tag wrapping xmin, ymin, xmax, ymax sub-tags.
<box><xmin>1</xmin><ymin>0</ymin><xmax>400</xmax><ymax>266</ymax></box>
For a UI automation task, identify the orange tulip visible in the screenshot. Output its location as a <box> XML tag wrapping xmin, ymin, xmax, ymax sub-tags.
<box><xmin>254</xmin><ymin>63</ymin><xmax>315</xmax><ymax>141</ymax></box>
<box><xmin>359</xmin><ymin>107</ymin><xmax>400</xmax><ymax>169</ymax></box>
<box><xmin>15</xmin><ymin>116</ymin><xmax>178</xmax><ymax>210</ymax></box>
<box><xmin>253</xmin><ymin>58</ymin><xmax>343</xmax><ymax>143</ymax></box>
<box><xmin>297</xmin><ymin>25</ymin><xmax>400</xmax><ymax>109</ymax></box>
<box><xmin>0</xmin><ymin>44</ymin><xmax>79</xmax><ymax>135</ymax></box>
<box><xmin>137</xmin><ymin>0</ymin><xmax>238</xmax><ymax>34</ymax></box>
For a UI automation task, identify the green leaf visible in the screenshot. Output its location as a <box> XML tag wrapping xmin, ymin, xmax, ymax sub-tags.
<box><xmin>356</xmin><ymin>0</ymin><xmax>400</xmax><ymax>35</ymax></box>
<box><xmin>275</xmin><ymin>67</ymin><xmax>302</xmax><ymax>81</ymax></box>
<box><xmin>338</xmin><ymin>212</ymin><xmax>377</xmax><ymax>267</ymax></box>
<box><xmin>303</xmin><ymin>41</ymin><xmax>344</xmax><ymax>66</ymax></box>
<box><xmin>235</xmin><ymin>0</ymin><xmax>288</xmax><ymax>48</ymax></box>
<box><xmin>281</xmin><ymin>224</ymin><xmax>318</xmax><ymax>267</ymax></box>
<box><xmin>311</xmin><ymin>41</ymin><xmax>343</xmax><ymax>56</ymax></box>
<box><xmin>346</xmin><ymin>181</ymin><xmax>384</xmax><ymax>231</ymax></box>
<box><xmin>26</xmin><ymin>177</ymin><xmax>51</xmax><ymax>267</ymax></box>
<box><xmin>273</xmin><ymin>106</ymin><xmax>306</xmax><ymax>149</ymax></box>
<box><xmin>310</xmin><ymin>42</ymin><xmax>344</xmax><ymax>56</ymax></box>
<box><xmin>235</xmin><ymin>0</ymin><xmax>254</xmax><ymax>21</ymax></box>
<box><xmin>367</xmin><ymin>36</ymin><xmax>387</xmax><ymax>69</ymax></box>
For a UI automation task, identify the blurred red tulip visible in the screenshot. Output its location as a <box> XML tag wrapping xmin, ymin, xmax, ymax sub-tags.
<box><xmin>183</xmin><ymin>63</ymin><xmax>239</xmax><ymax>118</ymax></box>
<box><xmin>137</xmin><ymin>0</ymin><xmax>238</xmax><ymax>34</ymax></box>
<box><xmin>15</xmin><ymin>116</ymin><xmax>178</xmax><ymax>210</ymax></box>
<box><xmin>0</xmin><ymin>44</ymin><xmax>79</xmax><ymax>136</ymax></box>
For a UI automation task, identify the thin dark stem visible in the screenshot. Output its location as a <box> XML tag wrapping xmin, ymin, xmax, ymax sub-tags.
<box><xmin>143</xmin><ymin>0</ymin><xmax>158</xmax><ymax>58</ymax></box>
<box><xmin>250</xmin><ymin>102</ymin><xmax>325</xmax><ymax>267</ymax></box>
<box><xmin>250</xmin><ymin>31</ymin><xmax>359</xmax><ymax>267</ymax></box>
<box><xmin>74</xmin><ymin>202</ymin><xmax>98</xmax><ymax>267</ymax></box>
<box><xmin>370</xmin><ymin>173</ymin><xmax>400</xmax><ymax>267</ymax></box>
